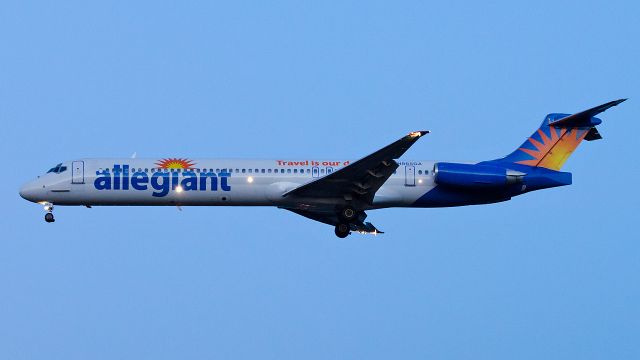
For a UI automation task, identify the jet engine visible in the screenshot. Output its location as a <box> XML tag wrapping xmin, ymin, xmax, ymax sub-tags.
<box><xmin>433</xmin><ymin>162</ymin><xmax>524</xmax><ymax>189</ymax></box>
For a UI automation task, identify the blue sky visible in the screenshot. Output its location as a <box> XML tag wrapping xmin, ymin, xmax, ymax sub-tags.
<box><xmin>1</xmin><ymin>1</ymin><xmax>639</xmax><ymax>359</ymax></box>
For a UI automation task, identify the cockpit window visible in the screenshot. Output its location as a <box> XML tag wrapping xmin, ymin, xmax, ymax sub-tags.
<box><xmin>46</xmin><ymin>163</ymin><xmax>67</xmax><ymax>174</ymax></box>
<box><xmin>47</xmin><ymin>163</ymin><xmax>61</xmax><ymax>173</ymax></box>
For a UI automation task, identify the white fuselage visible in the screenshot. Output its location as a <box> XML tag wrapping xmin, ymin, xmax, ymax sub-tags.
<box><xmin>20</xmin><ymin>158</ymin><xmax>437</xmax><ymax>209</ymax></box>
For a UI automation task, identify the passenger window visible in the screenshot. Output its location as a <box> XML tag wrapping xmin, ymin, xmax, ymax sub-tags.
<box><xmin>287</xmin><ymin>169</ymin><xmax>291</xmax><ymax>173</ymax></box>
<box><xmin>268</xmin><ymin>169</ymin><xmax>272</xmax><ymax>173</ymax></box>
<box><xmin>418</xmin><ymin>170</ymin><xmax>423</xmax><ymax>175</ymax></box>
<box><xmin>280</xmin><ymin>169</ymin><xmax>285</xmax><ymax>173</ymax></box>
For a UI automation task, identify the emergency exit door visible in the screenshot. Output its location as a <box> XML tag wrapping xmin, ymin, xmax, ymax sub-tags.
<box><xmin>404</xmin><ymin>165</ymin><xmax>415</xmax><ymax>186</ymax></box>
<box><xmin>72</xmin><ymin>161</ymin><xmax>84</xmax><ymax>184</ymax></box>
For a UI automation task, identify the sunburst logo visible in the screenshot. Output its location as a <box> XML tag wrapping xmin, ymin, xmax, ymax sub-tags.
<box><xmin>155</xmin><ymin>158</ymin><xmax>196</xmax><ymax>169</ymax></box>
<box><xmin>515</xmin><ymin>126</ymin><xmax>588</xmax><ymax>170</ymax></box>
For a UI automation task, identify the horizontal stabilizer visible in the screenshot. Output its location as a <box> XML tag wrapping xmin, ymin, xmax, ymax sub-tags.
<box><xmin>549</xmin><ymin>98</ymin><xmax>626</xmax><ymax>128</ymax></box>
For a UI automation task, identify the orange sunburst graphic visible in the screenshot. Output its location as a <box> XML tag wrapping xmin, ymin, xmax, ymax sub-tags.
<box><xmin>516</xmin><ymin>126</ymin><xmax>588</xmax><ymax>170</ymax></box>
<box><xmin>155</xmin><ymin>158</ymin><xmax>196</xmax><ymax>169</ymax></box>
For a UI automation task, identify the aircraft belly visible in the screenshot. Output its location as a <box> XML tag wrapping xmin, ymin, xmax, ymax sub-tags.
<box><xmin>372</xmin><ymin>178</ymin><xmax>437</xmax><ymax>208</ymax></box>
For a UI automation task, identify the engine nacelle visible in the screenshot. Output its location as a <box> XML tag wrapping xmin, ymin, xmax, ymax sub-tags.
<box><xmin>433</xmin><ymin>162</ymin><xmax>524</xmax><ymax>189</ymax></box>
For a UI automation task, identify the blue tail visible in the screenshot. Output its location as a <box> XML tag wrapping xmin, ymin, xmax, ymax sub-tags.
<box><xmin>495</xmin><ymin>99</ymin><xmax>625</xmax><ymax>170</ymax></box>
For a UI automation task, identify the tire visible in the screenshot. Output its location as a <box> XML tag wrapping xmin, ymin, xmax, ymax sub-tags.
<box><xmin>334</xmin><ymin>223</ymin><xmax>350</xmax><ymax>238</ymax></box>
<box><xmin>44</xmin><ymin>213</ymin><xmax>55</xmax><ymax>223</ymax></box>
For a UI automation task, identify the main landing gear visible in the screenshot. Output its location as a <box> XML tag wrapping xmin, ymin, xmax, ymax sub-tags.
<box><xmin>334</xmin><ymin>206</ymin><xmax>358</xmax><ymax>238</ymax></box>
<box><xmin>334</xmin><ymin>223</ymin><xmax>350</xmax><ymax>238</ymax></box>
<box><xmin>43</xmin><ymin>202</ymin><xmax>55</xmax><ymax>223</ymax></box>
<box><xmin>338</xmin><ymin>206</ymin><xmax>357</xmax><ymax>222</ymax></box>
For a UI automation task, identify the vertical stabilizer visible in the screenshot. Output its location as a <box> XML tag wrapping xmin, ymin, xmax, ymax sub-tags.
<box><xmin>496</xmin><ymin>99</ymin><xmax>625</xmax><ymax>170</ymax></box>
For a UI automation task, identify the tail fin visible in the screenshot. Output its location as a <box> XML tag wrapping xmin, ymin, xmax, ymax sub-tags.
<box><xmin>497</xmin><ymin>99</ymin><xmax>626</xmax><ymax>170</ymax></box>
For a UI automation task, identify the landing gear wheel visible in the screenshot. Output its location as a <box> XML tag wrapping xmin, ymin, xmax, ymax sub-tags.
<box><xmin>335</xmin><ymin>223</ymin><xmax>350</xmax><ymax>238</ymax></box>
<box><xmin>44</xmin><ymin>213</ymin><xmax>55</xmax><ymax>223</ymax></box>
<box><xmin>339</xmin><ymin>206</ymin><xmax>357</xmax><ymax>222</ymax></box>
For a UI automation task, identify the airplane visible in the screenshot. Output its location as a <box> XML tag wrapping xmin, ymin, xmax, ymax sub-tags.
<box><xmin>20</xmin><ymin>99</ymin><xmax>625</xmax><ymax>238</ymax></box>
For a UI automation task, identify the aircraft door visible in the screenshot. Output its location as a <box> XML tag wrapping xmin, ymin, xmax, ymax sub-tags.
<box><xmin>72</xmin><ymin>161</ymin><xmax>85</xmax><ymax>184</ymax></box>
<box><xmin>404</xmin><ymin>165</ymin><xmax>415</xmax><ymax>186</ymax></box>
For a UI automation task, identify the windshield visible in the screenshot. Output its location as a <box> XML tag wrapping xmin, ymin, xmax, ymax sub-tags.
<box><xmin>47</xmin><ymin>163</ymin><xmax>68</xmax><ymax>174</ymax></box>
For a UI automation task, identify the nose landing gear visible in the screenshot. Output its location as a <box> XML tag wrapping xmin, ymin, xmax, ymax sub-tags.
<box><xmin>43</xmin><ymin>202</ymin><xmax>55</xmax><ymax>223</ymax></box>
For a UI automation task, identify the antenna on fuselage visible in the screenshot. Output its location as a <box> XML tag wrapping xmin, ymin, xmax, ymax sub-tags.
<box><xmin>131</xmin><ymin>152</ymin><xmax>137</xmax><ymax>159</ymax></box>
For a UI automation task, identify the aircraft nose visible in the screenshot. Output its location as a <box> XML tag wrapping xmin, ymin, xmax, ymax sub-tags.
<box><xmin>19</xmin><ymin>181</ymin><xmax>40</xmax><ymax>202</ymax></box>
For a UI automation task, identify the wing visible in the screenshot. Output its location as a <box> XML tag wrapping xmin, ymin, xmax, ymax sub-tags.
<box><xmin>282</xmin><ymin>131</ymin><xmax>429</xmax><ymax>205</ymax></box>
